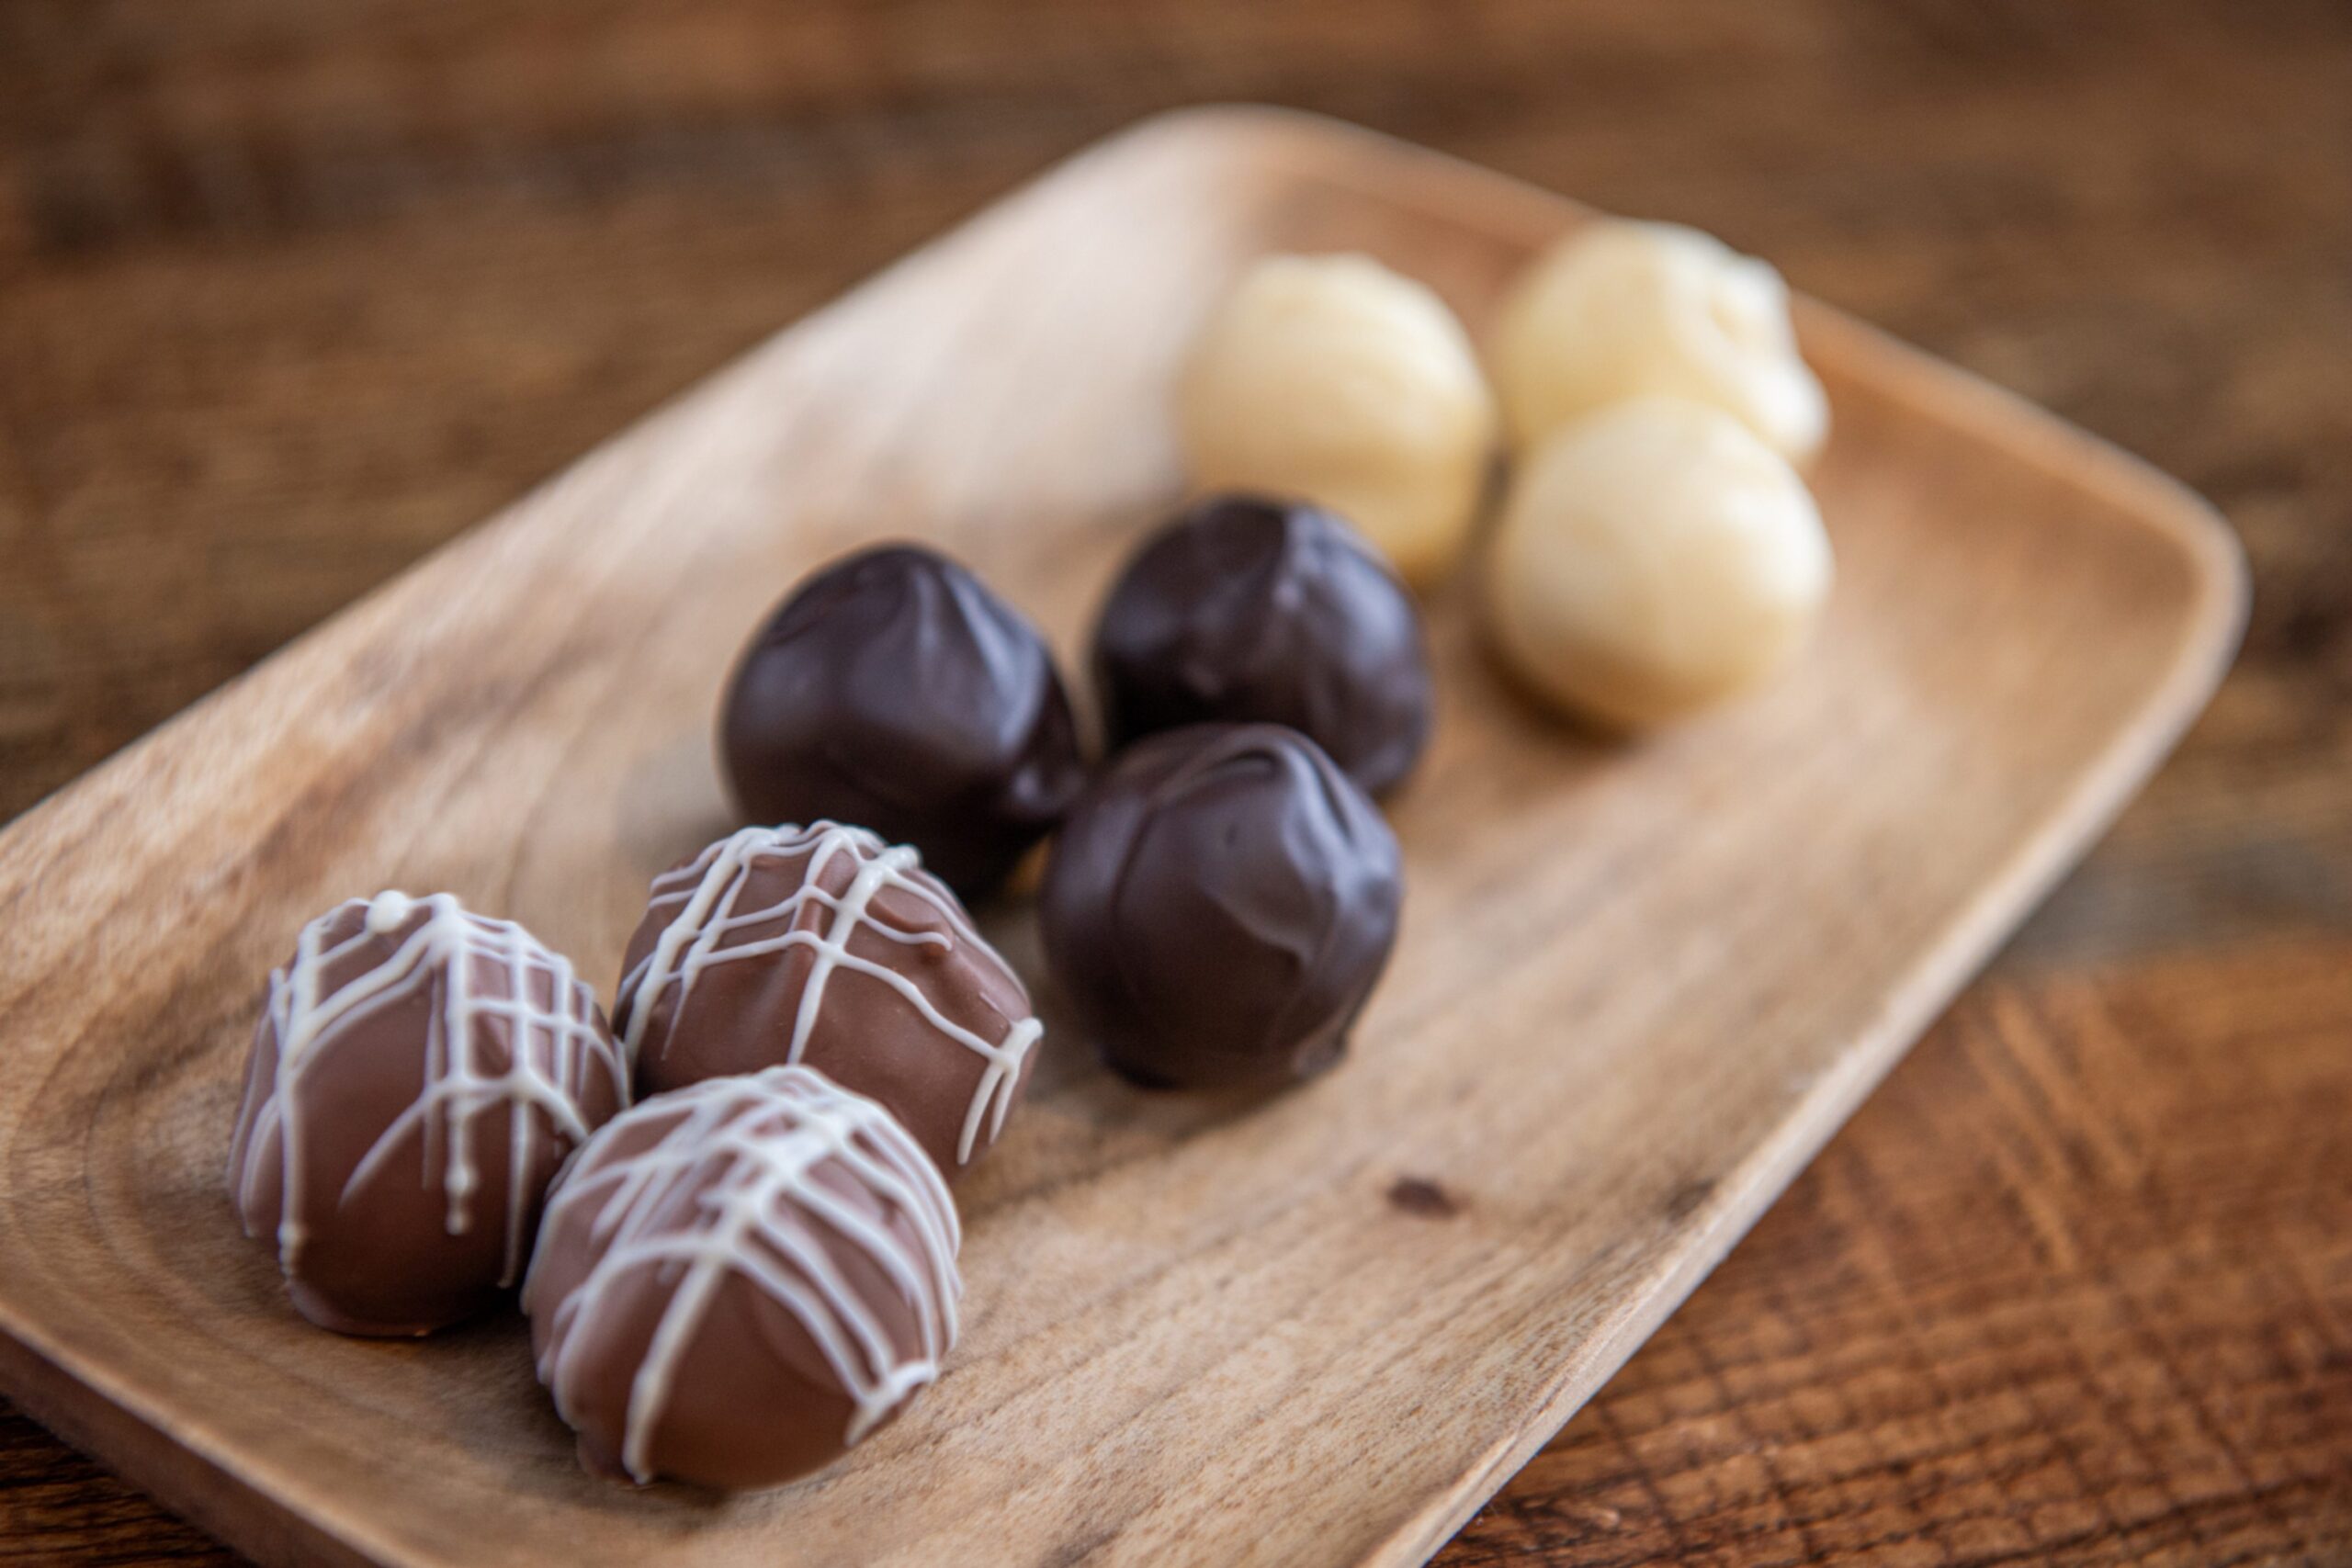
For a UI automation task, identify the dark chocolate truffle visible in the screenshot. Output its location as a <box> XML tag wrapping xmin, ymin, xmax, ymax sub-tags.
<box><xmin>616</xmin><ymin>821</ymin><xmax>1042</xmax><ymax>1178</ymax></box>
<box><xmin>227</xmin><ymin>892</ymin><xmax>628</xmax><ymax>1337</ymax></box>
<box><xmin>1038</xmin><ymin>724</ymin><xmax>1403</xmax><ymax>1089</ymax></box>
<box><xmin>1092</xmin><ymin>494</ymin><xmax>1434</xmax><ymax>795</ymax></box>
<box><xmin>525</xmin><ymin>1065</ymin><xmax>961</xmax><ymax>1491</ymax></box>
<box><xmin>719</xmin><ymin>544</ymin><xmax>1086</xmax><ymax>897</ymax></box>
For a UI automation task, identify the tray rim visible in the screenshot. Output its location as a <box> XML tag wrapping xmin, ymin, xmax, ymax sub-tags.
<box><xmin>0</xmin><ymin>104</ymin><xmax>2250</xmax><ymax>1568</ymax></box>
<box><xmin>1371</xmin><ymin>300</ymin><xmax>2249</xmax><ymax>1559</ymax></box>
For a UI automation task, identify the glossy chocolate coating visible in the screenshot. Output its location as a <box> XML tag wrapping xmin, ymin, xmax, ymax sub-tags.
<box><xmin>1038</xmin><ymin>724</ymin><xmax>1403</xmax><ymax>1089</ymax></box>
<box><xmin>616</xmin><ymin>822</ymin><xmax>1042</xmax><ymax>1178</ymax></box>
<box><xmin>1091</xmin><ymin>494</ymin><xmax>1434</xmax><ymax>795</ymax></box>
<box><xmin>525</xmin><ymin>1066</ymin><xmax>960</xmax><ymax>1491</ymax></box>
<box><xmin>720</xmin><ymin>544</ymin><xmax>1086</xmax><ymax>897</ymax></box>
<box><xmin>227</xmin><ymin>894</ymin><xmax>627</xmax><ymax>1337</ymax></box>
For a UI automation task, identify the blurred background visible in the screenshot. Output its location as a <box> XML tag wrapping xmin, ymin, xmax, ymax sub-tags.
<box><xmin>2</xmin><ymin>2</ymin><xmax>2347</xmax><ymax>1562</ymax></box>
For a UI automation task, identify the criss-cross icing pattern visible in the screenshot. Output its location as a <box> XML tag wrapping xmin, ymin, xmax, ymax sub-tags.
<box><xmin>619</xmin><ymin>822</ymin><xmax>1041</xmax><ymax>1164</ymax></box>
<box><xmin>229</xmin><ymin>891</ymin><xmax>628</xmax><ymax>1288</ymax></box>
<box><xmin>528</xmin><ymin>1066</ymin><xmax>962</xmax><ymax>1483</ymax></box>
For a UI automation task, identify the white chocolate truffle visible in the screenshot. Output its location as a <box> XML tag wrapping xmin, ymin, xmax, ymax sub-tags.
<box><xmin>1491</xmin><ymin>220</ymin><xmax>1829</xmax><ymax>465</ymax></box>
<box><xmin>1177</xmin><ymin>254</ymin><xmax>1498</xmax><ymax>587</ymax></box>
<box><xmin>1483</xmin><ymin>398</ymin><xmax>1832</xmax><ymax>729</ymax></box>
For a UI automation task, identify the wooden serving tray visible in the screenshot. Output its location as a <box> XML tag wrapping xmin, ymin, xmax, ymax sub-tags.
<box><xmin>0</xmin><ymin>108</ymin><xmax>2244</xmax><ymax>1568</ymax></box>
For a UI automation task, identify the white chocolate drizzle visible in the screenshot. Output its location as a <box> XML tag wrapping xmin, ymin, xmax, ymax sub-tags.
<box><xmin>229</xmin><ymin>891</ymin><xmax>628</xmax><ymax>1289</ymax></box>
<box><xmin>618</xmin><ymin>822</ymin><xmax>1041</xmax><ymax>1165</ymax></box>
<box><xmin>528</xmin><ymin>1066</ymin><xmax>962</xmax><ymax>1483</ymax></box>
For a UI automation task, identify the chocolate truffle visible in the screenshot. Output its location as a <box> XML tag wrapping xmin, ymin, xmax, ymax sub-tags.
<box><xmin>1178</xmin><ymin>254</ymin><xmax>1499</xmax><ymax>586</ymax></box>
<box><xmin>525</xmin><ymin>1065</ymin><xmax>961</xmax><ymax>1491</ymax></box>
<box><xmin>1038</xmin><ymin>724</ymin><xmax>1403</xmax><ymax>1089</ymax></box>
<box><xmin>1485</xmin><ymin>398</ymin><xmax>1831</xmax><ymax>728</ymax></box>
<box><xmin>226</xmin><ymin>892</ymin><xmax>628</xmax><ymax>1337</ymax></box>
<box><xmin>719</xmin><ymin>544</ymin><xmax>1086</xmax><ymax>897</ymax></box>
<box><xmin>1092</xmin><ymin>493</ymin><xmax>1434</xmax><ymax>795</ymax></box>
<box><xmin>616</xmin><ymin>821</ymin><xmax>1042</xmax><ymax>1177</ymax></box>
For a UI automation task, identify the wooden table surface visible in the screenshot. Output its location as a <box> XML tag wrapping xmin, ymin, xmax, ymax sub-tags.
<box><xmin>2</xmin><ymin>2</ymin><xmax>2346</xmax><ymax>1562</ymax></box>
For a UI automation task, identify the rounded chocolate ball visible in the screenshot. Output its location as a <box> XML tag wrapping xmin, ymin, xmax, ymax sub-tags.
<box><xmin>1038</xmin><ymin>724</ymin><xmax>1403</xmax><ymax>1089</ymax></box>
<box><xmin>227</xmin><ymin>892</ymin><xmax>628</xmax><ymax>1337</ymax></box>
<box><xmin>719</xmin><ymin>544</ymin><xmax>1086</xmax><ymax>897</ymax></box>
<box><xmin>616</xmin><ymin>822</ymin><xmax>1043</xmax><ymax>1179</ymax></box>
<box><xmin>1092</xmin><ymin>494</ymin><xmax>1434</xmax><ymax>795</ymax></box>
<box><xmin>525</xmin><ymin>1066</ymin><xmax>961</xmax><ymax>1491</ymax></box>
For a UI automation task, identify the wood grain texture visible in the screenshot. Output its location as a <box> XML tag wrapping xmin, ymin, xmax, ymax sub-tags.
<box><xmin>2</xmin><ymin>3</ymin><xmax>2346</xmax><ymax>1563</ymax></box>
<box><xmin>0</xmin><ymin>102</ymin><xmax>2243</xmax><ymax>1567</ymax></box>
<box><xmin>1440</xmin><ymin>939</ymin><xmax>2352</xmax><ymax>1567</ymax></box>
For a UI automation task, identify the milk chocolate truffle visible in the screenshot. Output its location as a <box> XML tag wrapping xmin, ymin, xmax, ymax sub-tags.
<box><xmin>616</xmin><ymin>821</ymin><xmax>1042</xmax><ymax>1177</ymax></box>
<box><xmin>226</xmin><ymin>892</ymin><xmax>628</xmax><ymax>1337</ymax></box>
<box><xmin>719</xmin><ymin>544</ymin><xmax>1086</xmax><ymax>897</ymax></box>
<box><xmin>526</xmin><ymin>1066</ymin><xmax>961</xmax><ymax>1491</ymax></box>
<box><xmin>1039</xmin><ymin>724</ymin><xmax>1403</xmax><ymax>1089</ymax></box>
<box><xmin>1092</xmin><ymin>494</ymin><xmax>1433</xmax><ymax>796</ymax></box>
